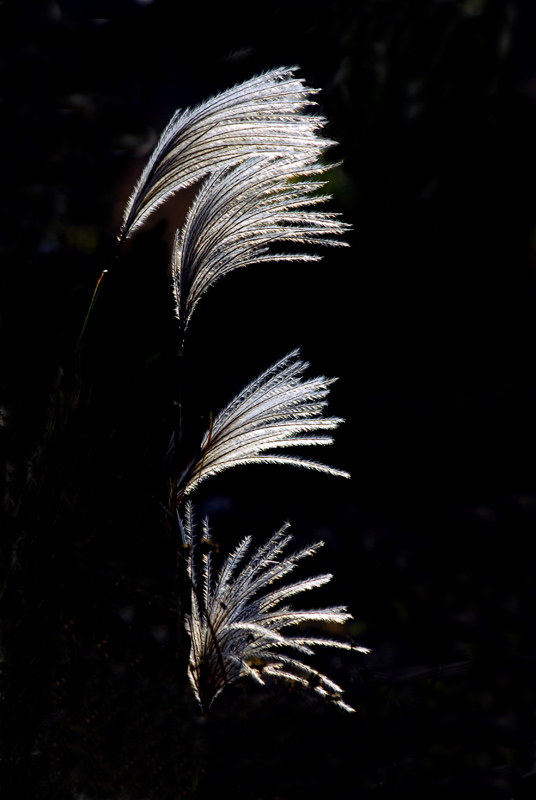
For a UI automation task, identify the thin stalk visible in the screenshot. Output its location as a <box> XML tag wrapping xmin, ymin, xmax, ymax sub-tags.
<box><xmin>75</xmin><ymin>236</ymin><xmax>124</xmax><ymax>364</ymax></box>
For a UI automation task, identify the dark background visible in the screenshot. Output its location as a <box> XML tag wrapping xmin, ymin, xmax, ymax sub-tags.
<box><xmin>2</xmin><ymin>0</ymin><xmax>536</xmax><ymax>797</ymax></box>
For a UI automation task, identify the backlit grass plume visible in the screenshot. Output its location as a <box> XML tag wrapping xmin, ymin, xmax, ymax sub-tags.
<box><xmin>120</xmin><ymin>67</ymin><xmax>333</xmax><ymax>242</ymax></box>
<box><xmin>172</xmin><ymin>154</ymin><xmax>350</xmax><ymax>331</ymax></box>
<box><xmin>175</xmin><ymin>349</ymin><xmax>350</xmax><ymax>500</ymax></box>
<box><xmin>182</xmin><ymin>503</ymin><xmax>368</xmax><ymax>712</ymax></box>
<box><xmin>117</xmin><ymin>67</ymin><xmax>363</xmax><ymax>715</ymax></box>
<box><xmin>80</xmin><ymin>67</ymin><xmax>348</xmax><ymax>348</ymax></box>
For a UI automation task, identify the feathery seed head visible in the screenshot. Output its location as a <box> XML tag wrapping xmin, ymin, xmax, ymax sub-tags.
<box><xmin>120</xmin><ymin>67</ymin><xmax>336</xmax><ymax>242</ymax></box>
<box><xmin>172</xmin><ymin>154</ymin><xmax>350</xmax><ymax>330</ymax></box>
<box><xmin>183</xmin><ymin>503</ymin><xmax>368</xmax><ymax>712</ymax></box>
<box><xmin>175</xmin><ymin>349</ymin><xmax>350</xmax><ymax>499</ymax></box>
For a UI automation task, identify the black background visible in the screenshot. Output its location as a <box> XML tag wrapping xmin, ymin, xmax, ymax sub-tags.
<box><xmin>2</xmin><ymin>0</ymin><xmax>536</xmax><ymax>797</ymax></box>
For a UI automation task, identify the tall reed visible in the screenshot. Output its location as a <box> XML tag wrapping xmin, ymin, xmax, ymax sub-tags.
<box><xmin>91</xmin><ymin>66</ymin><xmax>367</xmax><ymax>711</ymax></box>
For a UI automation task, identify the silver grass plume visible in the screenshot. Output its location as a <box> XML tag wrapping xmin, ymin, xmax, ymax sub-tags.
<box><xmin>182</xmin><ymin>502</ymin><xmax>368</xmax><ymax>712</ymax></box>
<box><xmin>120</xmin><ymin>67</ymin><xmax>333</xmax><ymax>241</ymax></box>
<box><xmin>172</xmin><ymin>154</ymin><xmax>350</xmax><ymax>330</ymax></box>
<box><xmin>176</xmin><ymin>349</ymin><xmax>350</xmax><ymax>499</ymax></box>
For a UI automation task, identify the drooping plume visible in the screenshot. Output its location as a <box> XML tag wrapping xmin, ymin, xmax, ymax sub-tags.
<box><xmin>182</xmin><ymin>503</ymin><xmax>368</xmax><ymax>712</ymax></box>
<box><xmin>120</xmin><ymin>67</ymin><xmax>333</xmax><ymax>241</ymax></box>
<box><xmin>175</xmin><ymin>349</ymin><xmax>350</xmax><ymax>499</ymax></box>
<box><xmin>172</xmin><ymin>154</ymin><xmax>350</xmax><ymax>330</ymax></box>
